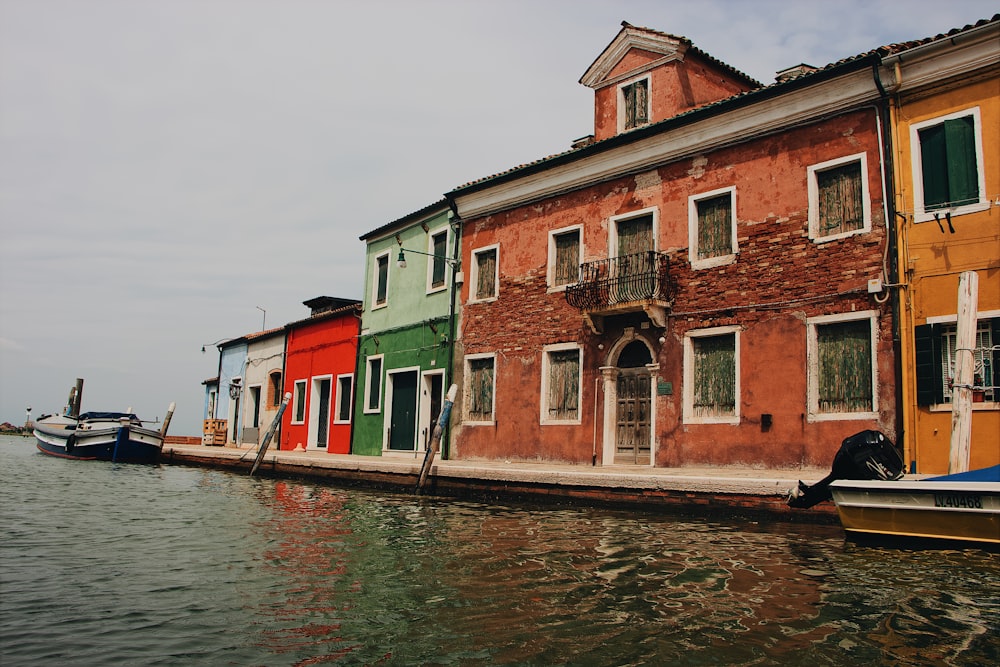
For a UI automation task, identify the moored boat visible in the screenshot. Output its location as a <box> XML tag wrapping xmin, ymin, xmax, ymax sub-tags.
<box><xmin>829</xmin><ymin>466</ymin><xmax>1000</xmax><ymax>546</ymax></box>
<box><xmin>33</xmin><ymin>378</ymin><xmax>174</xmax><ymax>464</ymax></box>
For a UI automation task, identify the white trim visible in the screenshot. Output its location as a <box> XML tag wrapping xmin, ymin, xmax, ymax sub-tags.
<box><xmin>469</xmin><ymin>244</ymin><xmax>500</xmax><ymax>303</ymax></box>
<box><xmin>925</xmin><ymin>309</ymin><xmax>1000</xmax><ymax>325</ymax></box>
<box><xmin>807</xmin><ymin>152</ymin><xmax>872</xmax><ymax>242</ymax></box>
<box><xmin>540</xmin><ymin>343</ymin><xmax>584</xmax><ymax>425</ymax></box>
<box><xmin>291</xmin><ymin>379</ymin><xmax>307</xmax><ymax>425</ymax></box>
<box><xmin>617</xmin><ymin>73</ymin><xmax>651</xmax><ymax>134</ymax></box>
<box><xmin>547</xmin><ymin>224</ymin><xmax>583</xmax><ymax>291</ymax></box>
<box><xmin>333</xmin><ymin>373</ymin><xmax>354</xmax><ymax>424</ymax></box>
<box><xmin>463</xmin><ymin>352</ymin><xmax>497</xmax><ymax>425</ymax></box>
<box><xmin>688</xmin><ymin>186</ymin><xmax>737</xmax><ymax>270</ymax></box>
<box><xmin>371</xmin><ymin>250</ymin><xmax>390</xmax><ymax>310</ymax></box>
<box><xmin>425</xmin><ymin>226</ymin><xmax>451</xmax><ymax>295</ymax></box>
<box><xmin>383</xmin><ymin>366</ymin><xmax>421</xmax><ymax>453</ymax></box>
<box><xmin>609</xmin><ymin>206</ymin><xmax>659</xmax><ymax>255</ymax></box>
<box><xmin>683</xmin><ymin>325</ymin><xmax>741</xmax><ymax>425</ymax></box>
<box><xmin>806</xmin><ymin>311</ymin><xmax>879</xmax><ymax>421</ymax></box>
<box><xmin>363</xmin><ymin>354</ymin><xmax>384</xmax><ymax>414</ymax></box>
<box><xmin>909</xmin><ymin>106</ymin><xmax>989</xmax><ymax>224</ymax></box>
<box><xmin>307</xmin><ymin>374</ymin><xmax>333</xmax><ymax>449</ymax></box>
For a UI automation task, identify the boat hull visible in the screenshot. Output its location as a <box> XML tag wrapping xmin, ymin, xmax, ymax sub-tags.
<box><xmin>830</xmin><ymin>479</ymin><xmax>1000</xmax><ymax>546</ymax></box>
<box><xmin>34</xmin><ymin>421</ymin><xmax>163</xmax><ymax>464</ymax></box>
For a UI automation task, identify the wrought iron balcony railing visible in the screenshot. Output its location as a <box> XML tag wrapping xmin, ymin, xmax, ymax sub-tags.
<box><xmin>565</xmin><ymin>251</ymin><xmax>672</xmax><ymax>312</ymax></box>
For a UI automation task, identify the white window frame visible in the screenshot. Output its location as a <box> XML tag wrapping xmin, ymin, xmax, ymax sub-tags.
<box><xmin>426</xmin><ymin>226</ymin><xmax>451</xmax><ymax>295</ymax></box>
<box><xmin>334</xmin><ymin>373</ymin><xmax>354</xmax><ymax>424</ymax></box>
<box><xmin>547</xmin><ymin>225</ymin><xmax>583</xmax><ymax>291</ymax></box>
<box><xmin>688</xmin><ymin>186</ymin><xmax>737</xmax><ymax>270</ymax></box>
<box><xmin>609</xmin><ymin>206</ymin><xmax>659</xmax><ymax>256</ymax></box>
<box><xmin>540</xmin><ymin>343</ymin><xmax>583</xmax><ymax>425</ymax></box>
<box><xmin>617</xmin><ymin>73</ymin><xmax>651</xmax><ymax>133</ymax></box>
<box><xmin>470</xmin><ymin>244</ymin><xmax>500</xmax><ymax>303</ymax></box>
<box><xmin>807</xmin><ymin>152</ymin><xmax>872</xmax><ymax>242</ymax></box>
<box><xmin>683</xmin><ymin>325</ymin><xmax>741</xmax><ymax>425</ymax></box>
<box><xmin>363</xmin><ymin>354</ymin><xmax>384</xmax><ymax>414</ymax></box>
<box><xmin>909</xmin><ymin>106</ymin><xmax>988</xmax><ymax>224</ymax></box>
<box><xmin>291</xmin><ymin>379</ymin><xmax>307</xmax><ymax>425</ymax></box>
<box><xmin>371</xmin><ymin>250</ymin><xmax>390</xmax><ymax>310</ymax></box>
<box><xmin>807</xmin><ymin>311</ymin><xmax>879</xmax><ymax>421</ymax></box>
<box><xmin>464</xmin><ymin>352</ymin><xmax>497</xmax><ymax>425</ymax></box>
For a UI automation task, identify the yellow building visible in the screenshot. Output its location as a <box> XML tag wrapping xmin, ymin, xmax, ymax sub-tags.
<box><xmin>884</xmin><ymin>16</ymin><xmax>999</xmax><ymax>473</ymax></box>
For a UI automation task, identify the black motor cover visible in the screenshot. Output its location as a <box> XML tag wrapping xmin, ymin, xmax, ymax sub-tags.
<box><xmin>788</xmin><ymin>430</ymin><xmax>904</xmax><ymax>509</ymax></box>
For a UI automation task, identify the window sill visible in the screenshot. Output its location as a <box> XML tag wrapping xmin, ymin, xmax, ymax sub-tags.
<box><xmin>928</xmin><ymin>403</ymin><xmax>998</xmax><ymax>413</ymax></box>
<box><xmin>806</xmin><ymin>411</ymin><xmax>879</xmax><ymax>422</ymax></box>
<box><xmin>810</xmin><ymin>226</ymin><xmax>870</xmax><ymax>244</ymax></box>
<box><xmin>690</xmin><ymin>254</ymin><xmax>736</xmax><ymax>271</ymax></box>
<box><xmin>913</xmin><ymin>200</ymin><xmax>990</xmax><ymax>224</ymax></box>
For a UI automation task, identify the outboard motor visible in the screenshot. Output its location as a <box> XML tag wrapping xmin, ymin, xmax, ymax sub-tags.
<box><xmin>788</xmin><ymin>430</ymin><xmax>904</xmax><ymax>509</ymax></box>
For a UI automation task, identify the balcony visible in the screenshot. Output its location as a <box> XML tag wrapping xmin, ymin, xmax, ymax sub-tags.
<box><xmin>565</xmin><ymin>251</ymin><xmax>673</xmax><ymax>334</ymax></box>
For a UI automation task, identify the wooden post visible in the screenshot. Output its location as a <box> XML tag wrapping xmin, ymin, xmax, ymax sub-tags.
<box><xmin>251</xmin><ymin>392</ymin><xmax>291</xmax><ymax>476</ymax></box>
<box><xmin>416</xmin><ymin>384</ymin><xmax>457</xmax><ymax>494</ymax></box>
<box><xmin>159</xmin><ymin>402</ymin><xmax>176</xmax><ymax>449</ymax></box>
<box><xmin>949</xmin><ymin>271</ymin><xmax>978</xmax><ymax>474</ymax></box>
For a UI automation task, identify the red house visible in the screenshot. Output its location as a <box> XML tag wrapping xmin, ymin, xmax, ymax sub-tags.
<box><xmin>445</xmin><ymin>23</ymin><xmax>898</xmax><ymax>470</ymax></box>
<box><xmin>281</xmin><ymin>297</ymin><xmax>362</xmax><ymax>453</ymax></box>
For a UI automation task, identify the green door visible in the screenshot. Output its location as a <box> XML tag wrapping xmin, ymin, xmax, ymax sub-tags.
<box><xmin>388</xmin><ymin>371</ymin><xmax>418</xmax><ymax>451</ymax></box>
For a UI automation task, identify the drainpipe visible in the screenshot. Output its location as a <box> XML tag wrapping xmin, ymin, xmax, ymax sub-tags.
<box><xmin>442</xmin><ymin>208</ymin><xmax>463</xmax><ymax>460</ymax></box>
<box><xmin>872</xmin><ymin>60</ymin><xmax>906</xmax><ymax>460</ymax></box>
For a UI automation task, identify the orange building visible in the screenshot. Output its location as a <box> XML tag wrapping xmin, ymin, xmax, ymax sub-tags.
<box><xmin>885</xmin><ymin>18</ymin><xmax>1000</xmax><ymax>473</ymax></box>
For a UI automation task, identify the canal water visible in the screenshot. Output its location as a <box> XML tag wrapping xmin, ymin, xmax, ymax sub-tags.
<box><xmin>0</xmin><ymin>435</ymin><xmax>997</xmax><ymax>666</ymax></box>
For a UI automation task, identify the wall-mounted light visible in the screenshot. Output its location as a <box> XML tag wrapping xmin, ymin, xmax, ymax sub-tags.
<box><xmin>396</xmin><ymin>247</ymin><xmax>459</xmax><ymax>270</ymax></box>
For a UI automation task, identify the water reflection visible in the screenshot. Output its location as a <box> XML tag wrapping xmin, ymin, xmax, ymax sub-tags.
<box><xmin>0</xmin><ymin>436</ymin><xmax>997</xmax><ymax>666</ymax></box>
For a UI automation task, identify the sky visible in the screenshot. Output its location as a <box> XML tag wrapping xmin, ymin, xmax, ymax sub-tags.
<box><xmin>1</xmin><ymin>0</ymin><xmax>995</xmax><ymax>436</ymax></box>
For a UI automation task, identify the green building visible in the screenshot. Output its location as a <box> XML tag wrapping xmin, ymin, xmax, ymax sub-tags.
<box><xmin>352</xmin><ymin>200</ymin><xmax>460</xmax><ymax>457</ymax></box>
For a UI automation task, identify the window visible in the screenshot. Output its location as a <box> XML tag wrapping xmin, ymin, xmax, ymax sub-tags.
<box><xmin>689</xmin><ymin>187</ymin><xmax>737</xmax><ymax>269</ymax></box>
<box><xmin>911</xmin><ymin>107</ymin><xmax>987</xmax><ymax>222</ymax></box>
<box><xmin>373</xmin><ymin>252</ymin><xmax>389</xmax><ymax>308</ymax></box>
<box><xmin>808</xmin><ymin>153</ymin><xmax>871</xmax><ymax>241</ymax></box>
<box><xmin>465</xmin><ymin>354</ymin><xmax>496</xmax><ymax>423</ymax></box>
<box><xmin>471</xmin><ymin>245</ymin><xmax>499</xmax><ymax>301</ymax></box>
<box><xmin>684</xmin><ymin>327</ymin><xmax>739</xmax><ymax>424</ymax></box>
<box><xmin>548</xmin><ymin>226</ymin><xmax>581</xmax><ymax>289</ymax></box>
<box><xmin>613</xmin><ymin>211</ymin><xmax>655</xmax><ymax>256</ymax></box>
<box><xmin>619</xmin><ymin>76</ymin><xmax>649</xmax><ymax>131</ymax></box>
<box><xmin>542</xmin><ymin>344</ymin><xmax>582</xmax><ymax>423</ymax></box>
<box><xmin>915</xmin><ymin>315</ymin><xmax>998</xmax><ymax>406</ymax></box>
<box><xmin>364</xmin><ymin>355</ymin><xmax>383</xmax><ymax>413</ymax></box>
<box><xmin>248</xmin><ymin>386</ymin><xmax>261</xmax><ymax>428</ymax></box>
<box><xmin>429</xmin><ymin>229</ymin><xmax>448</xmax><ymax>291</ymax></box>
<box><xmin>268</xmin><ymin>371</ymin><xmax>282</xmax><ymax>407</ymax></box>
<box><xmin>808</xmin><ymin>312</ymin><xmax>877</xmax><ymax>419</ymax></box>
<box><xmin>335</xmin><ymin>374</ymin><xmax>353</xmax><ymax>423</ymax></box>
<box><xmin>292</xmin><ymin>380</ymin><xmax>307</xmax><ymax>423</ymax></box>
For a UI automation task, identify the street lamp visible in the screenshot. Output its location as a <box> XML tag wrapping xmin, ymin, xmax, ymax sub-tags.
<box><xmin>396</xmin><ymin>247</ymin><xmax>460</xmax><ymax>269</ymax></box>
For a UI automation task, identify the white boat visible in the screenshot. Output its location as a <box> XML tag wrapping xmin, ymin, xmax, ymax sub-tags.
<box><xmin>829</xmin><ymin>466</ymin><xmax>1000</xmax><ymax>547</ymax></box>
<box><xmin>34</xmin><ymin>411</ymin><xmax>166</xmax><ymax>463</ymax></box>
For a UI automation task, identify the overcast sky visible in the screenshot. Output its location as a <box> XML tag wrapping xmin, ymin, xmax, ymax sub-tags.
<box><xmin>1</xmin><ymin>0</ymin><xmax>995</xmax><ymax>436</ymax></box>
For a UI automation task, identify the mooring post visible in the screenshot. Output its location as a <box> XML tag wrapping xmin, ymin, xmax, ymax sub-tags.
<box><xmin>251</xmin><ymin>392</ymin><xmax>291</xmax><ymax>476</ymax></box>
<box><xmin>416</xmin><ymin>384</ymin><xmax>457</xmax><ymax>494</ymax></box>
<box><xmin>949</xmin><ymin>271</ymin><xmax>978</xmax><ymax>474</ymax></box>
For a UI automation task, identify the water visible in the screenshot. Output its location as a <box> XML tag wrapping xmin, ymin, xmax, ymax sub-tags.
<box><xmin>1</xmin><ymin>435</ymin><xmax>997</xmax><ymax>666</ymax></box>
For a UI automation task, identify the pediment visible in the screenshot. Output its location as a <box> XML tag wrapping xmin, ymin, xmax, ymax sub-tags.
<box><xmin>580</xmin><ymin>22</ymin><xmax>689</xmax><ymax>88</ymax></box>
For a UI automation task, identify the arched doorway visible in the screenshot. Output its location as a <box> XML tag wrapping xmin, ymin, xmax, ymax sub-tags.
<box><xmin>601</xmin><ymin>332</ymin><xmax>657</xmax><ymax>466</ymax></box>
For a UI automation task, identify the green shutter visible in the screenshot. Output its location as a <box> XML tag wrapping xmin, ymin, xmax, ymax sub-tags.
<box><xmin>919</xmin><ymin>124</ymin><xmax>949</xmax><ymax>210</ymax></box>
<box><xmin>914</xmin><ymin>324</ymin><xmax>944</xmax><ymax>406</ymax></box>
<box><xmin>944</xmin><ymin>116</ymin><xmax>980</xmax><ymax>207</ymax></box>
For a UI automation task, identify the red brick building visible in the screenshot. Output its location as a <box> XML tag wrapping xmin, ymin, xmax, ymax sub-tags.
<box><xmin>446</xmin><ymin>23</ymin><xmax>898</xmax><ymax>469</ymax></box>
<box><xmin>281</xmin><ymin>297</ymin><xmax>362</xmax><ymax>453</ymax></box>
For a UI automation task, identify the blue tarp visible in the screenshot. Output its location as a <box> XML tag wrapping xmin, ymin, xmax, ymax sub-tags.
<box><xmin>926</xmin><ymin>465</ymin><xmax>1000</xmax><ymax>482</ymax></box>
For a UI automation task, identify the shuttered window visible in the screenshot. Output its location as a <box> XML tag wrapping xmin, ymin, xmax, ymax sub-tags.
<box><xmin>293</xmin><ymin>380</ymin><xmax>307</xmax><ymax>422</ymax></box>
<box><xmin>816</xmin><ymin>320</ymin><xmax>873</xmax><ymax>413</ymax></box>
<box><xmin>919</xmin><ymin>115</ymin><xmax>980</xmax><ymax>211</ymax></box>
<box><xmin>916</xmin><ymin>318</ymin><xmax>998</xmax><ymax>405</ymax></box>
<box><xmin>692</xmin><ymin>334</ymin><xmax>736</xmax><ymax>417</ymax></box>
<box><xmin>474</xmin><ymin>247</ymin><xmax>497</xmax><ymax>300</ymax></box>
<box><xmin>466</xmin><ymin>356</ymin><xmax>495</xmax><ymax>421</ymax></box>
<box><xmin>365</xmin><ymin>357</ymin><xmax>382</xmax><ymax>412</ymax></box>
<box><xmin>431</xmin><ymin>231</ymin><xmax>447</xmax><ymax>289</ymax></box>
<box><xmin>817</xmin><ymin>160</ymin><xmax>864</xmax><ymax>236</ymax></box>
<box><xmin>622</xmin><ymin>78</ymin><xmax>649</xmax><ymax>130</ymax></box>
<box><xmin>696</xmin><ymin>194</ymin><xmax>733</xmax><ymax>260</ymax></box>
<box><xmin>552</xmin><ymin>230</ymin><xmax>580</xmax><ymax>286</ymax></box>
<box><xmin>545</xmin><ymin>348</ymin><xmax>580</xmax><ymax>421</ymax></box>
<box><xmin>617</xmin><ymin>214</ymin><xmax>653</xmax><ymax>256</ymax></box>
<box><xmin>269</xmin><ymin>371</ymin><xmax>282</xmax><ymax>407</ymax></box>
<box><xmin>335</xmin><ymin>375</ymin><xmax>353</xmax><ymax>422</ymax></box>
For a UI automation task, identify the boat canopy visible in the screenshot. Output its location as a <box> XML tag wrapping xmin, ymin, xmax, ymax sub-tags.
<box><xmin>78</xmin><ymin>411</ymin><xmax>141</xmax><ymax>422</ymax></box>
<box><xmin>926</xmin><ymin>465</ymin><xmax>1000</xmax><ymax>482</ymax></box>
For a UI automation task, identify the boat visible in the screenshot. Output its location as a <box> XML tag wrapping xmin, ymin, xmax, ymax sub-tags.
<box><xmin>33</xmin><ymin>378</ymin><xmax>173</xmax><ymax>464</ymax></box>
<box><xmin>829</xmin><ymin>465</ymin><xmax>1000</xmax><ymax>547</ymax></box>
<box><xmin>788</xmin><ymin>430</ymin><xmax>1000</xmax><ymax>548</ymax></box>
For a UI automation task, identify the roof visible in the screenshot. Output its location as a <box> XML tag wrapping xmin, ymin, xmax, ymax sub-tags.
<box><xmin>285</xmin><ymin>300</ymin><xmax>362</xmax><ymax>330</ymax></box>
<box><xmin>359</xmin><ymin>199</ymin><xmax>451</xmax><ymax>242</ymax></box>
<box><xmin>447</xmin><ymin>15</ymin><xmax>998</xmax><ymax>200</ymax></box>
